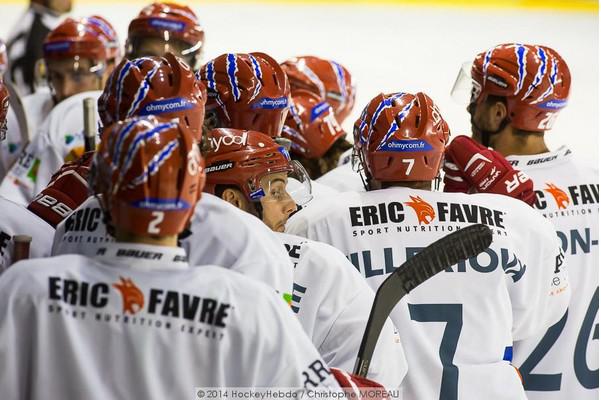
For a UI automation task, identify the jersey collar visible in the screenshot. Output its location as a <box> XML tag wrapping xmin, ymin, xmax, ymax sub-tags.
<box><xmin>93</xmin><ymin>242</ymin><xmax>189</xmax><ymax>271</ymax></box>
<box><xmin>505</xmin><ymin>146</ymin><xmax>572</xmax><ymax>170</ymax></box>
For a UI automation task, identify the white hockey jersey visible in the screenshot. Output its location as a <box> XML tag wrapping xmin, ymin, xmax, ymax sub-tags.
<box><xmin>0</xmin><ymin>242</ymin><xmax>341</xmax><ymax>399</ymax></box>
<box><xmin>0</xmin><ymin>196</ymin><xmax>53</xmax><ymax>272</ymax></box>
<box><xmin>53</xmin><ymin>194</ymin><xmax>294</xmax><ymax>297</ymax></box>
<box><xmin>0</xmin><ymin>89</ymin><xmax>53</xmax><ymax>181</ymax></box>
<box><xmin>316</xmin><ymin>162</ymin><xmax>365</xmax><ymax>193</ymax></box>
<box><xmin>507</xmin><ymin>146</ymin><xmax>599</xmax><ymax>399</ymax></box>
<box><xmin>286</xmin><ymin>187</ymin><xmax>570</xmax><ymax>400</ymax></box>
<box><xmin>0</xmin><ymin>90</ymin><xmax>102</xmax><ymax>205</ymax></box>
<box><xmin>277</xmin><ymin>232</ymin><xmax>407</xmax><ymax>389</ymax></box>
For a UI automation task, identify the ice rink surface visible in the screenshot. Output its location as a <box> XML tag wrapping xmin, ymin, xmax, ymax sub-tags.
<box><xmin>0</xmin><ymin>1</ymin><xmax>598</xmax><ymax>163</ymax></box>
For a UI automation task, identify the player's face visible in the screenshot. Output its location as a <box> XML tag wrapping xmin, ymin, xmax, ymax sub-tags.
<box><xmin>468</xmin><ymin>100</ymin><xmax>491</xmax><ymax>144</ymax></box>
<box><xmin>47</xmin><ymin>57</ymin><xmax>104</xmax><ymax>103</ymax></box>
<box><xmin>259</xmin><ymin>172</ymin><xmax>297</xmax><ymax>232</ymax></box>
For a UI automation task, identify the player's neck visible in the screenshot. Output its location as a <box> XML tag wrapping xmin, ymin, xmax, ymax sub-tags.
<box><xmin>490</xmin><ymin>128</ymin><xmax>549</xmax><ymax>157</ymax></box>
<box><xmin>114</xmin><ymin>229</ymin><xmax>179</xmax><ymax>248</ymax></box>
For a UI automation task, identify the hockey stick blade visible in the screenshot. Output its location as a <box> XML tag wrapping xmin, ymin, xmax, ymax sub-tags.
<box><xmin>353</xmin><ymin>223</ymin><xmax>493</xmax><ymax>377</ymax></box>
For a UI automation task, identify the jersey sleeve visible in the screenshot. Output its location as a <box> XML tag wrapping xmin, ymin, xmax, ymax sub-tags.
<box><xmin>249</xmin><ymin>285</ymin><xmax>342</xmax><ymax>390</ymax></box>
<box><xmin>505</xmin><ymin>202</ymin><xmax>570</xmax><ymax>341</ymax></box>
<box><xmin>0</xmin><ymin>130</ymin><xmax>62</xmax><ymax>205</ymax></box>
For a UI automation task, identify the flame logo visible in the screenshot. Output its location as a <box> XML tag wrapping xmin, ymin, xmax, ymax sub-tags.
<box><xmin>544</xmin><ymin>183</ymin><xmax>570</xmax><ymax>209</ymax></box>
<box><xmin>404</xmin><ymin>195</ymin><xmax>436</xmax><ymax>225</ymax></box>
<box><xmin>113</xmin><ymin>277</ymin><xmax>145</xmax><ymax>315</ymax></box>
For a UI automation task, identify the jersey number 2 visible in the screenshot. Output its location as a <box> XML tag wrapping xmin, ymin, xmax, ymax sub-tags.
<box><xmin>409</xmin><ymin>303</ymin><xmax>463</xmax><ymax>400</ymax></box>
<box><xmin>148</xmin><ymin>211</ymin><xmax>164</xmax><ymax>234</ymax></box>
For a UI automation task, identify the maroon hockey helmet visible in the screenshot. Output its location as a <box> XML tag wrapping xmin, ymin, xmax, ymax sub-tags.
<box><xmin>469</xmin><ymin>43</ymin><xmax>571</xmax><ymax>132</ymax></box>
<box><xmin>127</xmin><ymin>2</ymin><xmax>205</xmax><ymax>70</ymax></box>
<box><xmin>357</xmin><ymin>91</ymin><xmax>450</xmax><ymax>183</ymax></box>
<box><xmin>200</xmin><ymin>52</ymin><xmax>290</xmax><ymax>137</ymax></box>
<box><xmin>94</xmin><ymin>115</ymin><xmax>205</xmax><ymax>236</ymax></box>
<box><xmin>98</xmin><ymin>52</ymin><xmax>207</xmax><ymax>141</ymax></box>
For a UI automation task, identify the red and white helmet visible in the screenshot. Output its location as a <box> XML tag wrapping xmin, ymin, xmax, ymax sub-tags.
<box><xmin>43</xmin><ymin>17</ymin><xmax>108</xmax><ymax>67</ymax></box>
<box><xmin>281</xmin><ymin>56</ymin><xmax>356</xmax><ymax>124</ymax></box>
<box><xmin>93</xmin><ymin>115</ymin><xmax>205</xmax><ymax>236</ymax></box>
<box><xmin>85</xmin><ymin>15</ymin><xmax>121</xmax><ymax>65</ymax></box>
<box><xmin>126</xmin><ymin>2</ymin><xmax>205</xmax><ymax>70</ymax></box>
<box><xmin>470</xmin><ymin>43</ymin><xmax>571</xmax><ymax>132</ymax></box>
<box><xmin>98</xmin><ymin>52</ymin><xmax>207</xmax><ymax>141</ymax></box>
<box><xmin>0</xmin><ymin>78</ymin><xmax>8</xmax><ymax>141</ymax></box>
<box><xmin>204</xmin><ymin>128</ymin><xmax>312</xmax><ymax>205</ymax></box>
<box><xmin>200</xmin><ymin>52</ymin><xmax>290</xmax><ymax>137</ymax></box>
<box><xmin>282</xmin><ymin>89</ymin><xmax>345</xmax><ymax>159</ymax></box>
<box><xmin>357</xmin><ymin>91</ymin><xmax>450</xmax><ymax>183</ymax></box>
<box><xmin>0</xmin><ymin>40</ymin><xmax>7</xmax><ymax>76</ymax></box>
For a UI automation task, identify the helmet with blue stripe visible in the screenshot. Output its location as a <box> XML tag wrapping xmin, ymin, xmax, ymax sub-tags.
<box><xmin>469</xmin><ymin>43</ymin><xmax>571</xmax><ymax>132</ymax></box>
<box><xmin>93</xmin><ymin>115</ymin><xmax>204</xmax><ymax>237</ymax></box>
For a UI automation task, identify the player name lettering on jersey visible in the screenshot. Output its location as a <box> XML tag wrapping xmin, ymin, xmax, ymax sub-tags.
<box><xmin>48</xmin><ymin>276</ymin><xmax>231</xmax><ymax>329</ymax></box>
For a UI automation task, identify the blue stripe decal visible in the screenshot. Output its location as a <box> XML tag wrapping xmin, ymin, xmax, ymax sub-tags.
<box><xmin>226</xmin><ymin>54</ymin><xmax>241</xmax><ymax>102</ymax></box>
<box><xmin>205</xmin><ymin>60</ymin><xmax>216</xmax><ymax>91</ymax></box>
<box><xmin>126</xmin><ymin>61</ymin><xmax>161</xmax><ymax>117</ymax></box>
<box><xmin>130</xmin><ymin>139</ymin><xmax>180</xmax><ymax>187</ymax></box>
<box><xmin>115</xmin><ymin>61</ymin><xmax>134</xmax><ymax>122</ymax></box>
<box><xmin>112</xmin><ymin>118</ymin><xmax>139</xmax><ymax>166</ymax></box>
<box><xmin>515</xmin><ymin>44</ymin><xmax>527</xmax><ymax>95</ymax></box>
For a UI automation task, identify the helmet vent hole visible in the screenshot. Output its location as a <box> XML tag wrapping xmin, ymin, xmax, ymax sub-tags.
<box><xmin>252</xmin><ymin>113</ymin><xmax>260</xmax><ymax>126</ymax></box>
<box><xmin>424</xmin><ymin>156</ymin><xmax>429</xmax><ymax>166</ymax></box>
<box><xmin>184</xmin><ymin>116</ymin><xmax>190</xmax><ymax>127</ymax></box>
<box><xmin>168</xmin><ymin>73</ymin><xmax>173</xmax><ymax>87</ymax></box>
<box><xmin>415</xmin><ymin>115</ymin><xmax>420</xmax><ymax>128</ymax></box>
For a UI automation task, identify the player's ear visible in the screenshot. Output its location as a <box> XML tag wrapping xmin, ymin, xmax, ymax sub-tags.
<box><xmin>490</xmin><ymin>100</ymin><xmax>507</xmax><ymax>129</ymax></box>
<box><xmin>221</xmin><ymin>187</ymin><xmax>248</xmax><ymax>211</ymax></box>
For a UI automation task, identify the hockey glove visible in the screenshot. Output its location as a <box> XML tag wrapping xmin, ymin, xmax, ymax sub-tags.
<box><xmin>443</xmin><ymin>135</ymin><xmax>535</xmax><ymax>206</ymax></box>
<box><xmin>330</xmin><ymin>368</ymin><xmax>389</xmax><ymax>399</ymax></box>
<box><xmin>27</xmin><ymin>151</ymin><xmax>94</xmax><ymax>227</ymax></box>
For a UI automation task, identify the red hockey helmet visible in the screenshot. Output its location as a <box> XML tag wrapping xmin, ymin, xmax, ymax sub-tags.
<box><xmin>0</xmin><ymin>78</ymin><xmax>8</xmax><ymax>141</ymax></box>
<box><xmin>203</xmin><ymin>128</ymin><xmax>312</xmax><ymax>205</ymax></box>
<box><xmin>200</xmin><ymin>52</ymin><xmax>290</xmax><ymax>137</ymax></box>
<box><xmin>86</xmin><ymin>15</ymin><xmax>121</xmax><ymax>64</ymax></box>
<box><xmin>282</xmin><ymin>89</ymin><xmax>345</xmax><ymax>159</ymax></box>
<box><xmin>281</xmin><ymin>56</ymin><xmax>355</xmax><ymax>124</ymax></box>
<box><xmin>357</xmin><ymin>92</ymin><xmax>450</xmax><ymax>183</ymax></box>
<box><xmin>127</xmin><ymin>2</ymin><xmax>205</xmax><ymax>70</ymax></box>
<box><xmin>470</xmin><ymin>43</ymin><xmax>571</xmax><ymax>132</ymax></box>
<box><xmin>93</xmin><ymin>115</ymin><xmax>205</xmax><ymax>236</ymax></box>
<box><xmin>0</xmin><ymin>40</ymin><xmax>7</xmax><ymax>75</ymax></box>
<box><xmin>98</xmin><ymin>52</ymin><xmax>207</xmax><ymax>140</ymax></box>
<box><xmin>43</xmin><ymin>17</ymin><xmax>108</xmax><ymax>64</ymax></box>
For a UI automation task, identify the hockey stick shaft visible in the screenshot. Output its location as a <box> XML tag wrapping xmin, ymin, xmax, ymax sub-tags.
<box><xmin>83</xmin><ymin>97</ymin><xmax>96</xmax><ymax>152</ymax></box>
<box><xmin>353</xmin><ymin>224</ymin><xmax>493</xmax><ymax>377</ymax></box>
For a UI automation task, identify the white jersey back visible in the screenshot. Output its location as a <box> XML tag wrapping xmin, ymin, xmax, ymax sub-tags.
<box><xmin>53</xmin><ymin>194</ymin><xmax>294</xmax><ymax>297</ymax></box>
<box><xmin>0</xmin><ymin>90</ymin><xmax>102</xmax><ymax>205</ymax></box>
<box><xmin>507</xmin><ymin>146</ymin><xmax>599</xmax><ymax>399</ymax></box>
<box><xmin>0</xmin><ymin>196</ymin><xmax>53</xmax><ymax>272</ymax></box>
<box><xmin>316</xmin><ymin>162</ymin><xmax>365</xmax><ymax>193</ymax></box>
<box><xmin>286</xmin><ymin>187</ymin><xmax>569</xmax><ymax>400</ymax></box>
<box><xmin>0</xmin><ymin>242</ymin><xmax>340</xmax><ymax>399</ymax></box>
<box><xmin>277</xmin><ymin>232</ymin><xmax>407</xmax><ymax>389</ymax></box>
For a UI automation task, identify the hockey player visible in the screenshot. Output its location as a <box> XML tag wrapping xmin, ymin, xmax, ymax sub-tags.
<box><xmin>0</xmin><ymin>114</ymin><xmax>377</xmax><ymax>398</ymax></box>
<box><xmin>448</xmin><ymin>43</ymin><xmax>598</xmax><ymax>399</ymax></box>
<box><xmin>199</xmin><ymin>52</ymin><xmax>291</xmax><ymax>138</ymax></box>
<box><xmin>286</xmin><ymin>91</ymin><xmax>570</xmax><ymax>400</ymax></box>
<box><xmin>281</xmin><ymin>55</ymin><xmax>356</xmax><ymax>125</ymax></box>
<box><xmin>51</xmin><ymin>54</ymin><xmax>293</xmax><ymax>297</ymax></box>
<box><xmin>4</xmin><ymin>0</ymin><xmax>71</xmax><ymax>95</ymax></box>
<box><xmin>0</xmin><ymin>17</ymin><xmax>114</xmax><ymax>203</ymax></box>
<box><xmin>126</xmin><ymin>2</ymin><xmax>205</xmax><ymax>71</ymax></box>
<box><xmin>0</xmin><ymin>78</ymin><xmax>53</xmax><ymax>271</ymax></box>
<box><xmin>0</xmin><ymin>15</ymin><xmax>120</xmax><ymax>183</ymax></box>
<box><xmin>203</xmin><ymin>127</ymin><xmax>407</xmax><ymax>389</ymax></box>
<box><xmin>282</xmin><ymin>89</ymin><xmax>352</xmax><ymax>180</ymax></box>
